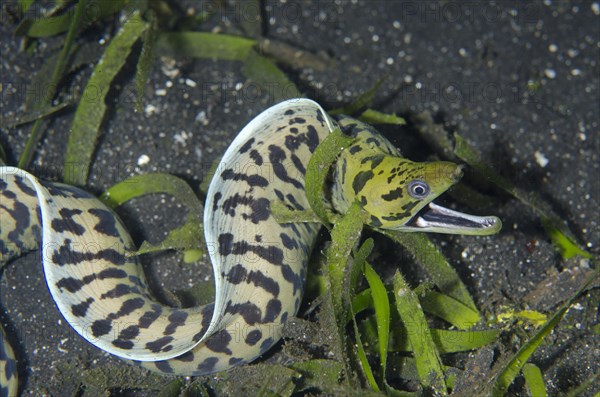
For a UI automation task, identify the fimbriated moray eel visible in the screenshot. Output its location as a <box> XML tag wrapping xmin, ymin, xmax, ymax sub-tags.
<box><xmin>0</xmin><ymin>99</ymin><xmax>500</xmax><ymax>395</ymax></box>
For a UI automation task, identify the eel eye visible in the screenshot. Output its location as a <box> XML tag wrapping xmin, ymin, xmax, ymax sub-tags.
<box><xmin>407</xmin><ymin>180</ymin><xmax>430</xmax><ymax>199</ymax></box>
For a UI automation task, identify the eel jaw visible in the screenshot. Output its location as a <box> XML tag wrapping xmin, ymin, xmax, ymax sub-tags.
<box><xmin>399</xmin><ymin>202</ymin><xmax>502</xmax><ymax>235</ymax></box>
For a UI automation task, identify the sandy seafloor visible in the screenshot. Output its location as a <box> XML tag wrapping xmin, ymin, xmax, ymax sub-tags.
<box><xmin>1</xmin><ymin>1</ymin><xmax>598</xmax><ymax>396</ymax></box>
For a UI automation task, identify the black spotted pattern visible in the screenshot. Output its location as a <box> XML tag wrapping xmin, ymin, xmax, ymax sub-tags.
<box><xmin>225</xmin><ymin>264</ymin><xmax>280</xmax><ymax>297</ymax></box>
<box><xmin>88</xmin><ymin>208</ymin><xmax>121</xmax><ymax>237</ymax></box>
<box><xmin>71</xmin><ymin>297</ymin><xmax>94</xmax><ymax>317</ymax></box>
<box><xmin>50</xmin><ymin>208</ymin><xmax>85</xmax><ymax>235</ymax></box>
<box><xmin>218</xmin><ymin>233</ymin><xmax>284</xmax><ymax>267</ymax></box>
<box><xmin>205</xmin><ymin>330</ymin><xmax>232</xmax><ymax>354</ymax></box>
<box><xmin>56</xmin><ymin>267</ymin><xmax>128</xmax><ymax>293</ymax></box>
<box><xmin>380</xmin><ymin>201</ymin><xmax>421</xmax><ymax>222</ymax></box>
<box><xmin>381</xmin><ymin>187</ymin><xmax>404</xmax><ymax>201</ymax></box>
<box><xmin>220</xmin><ymin>193</ymin><xmax>270</xmax><ymax>223</ymax></box>
<box><xmin>352</xmin><ymin>170</ymin><xmax>374</xmax><ymax>195</ymax></box>
<box><xmin>164</xmin><ymin>311</ymin><xmax>188</xmax><ymax>335</ymax></box>
<box><xmin>146</xmin><ymin>336</ymin><xmax>174</xmax><ymax>353</ymax></box>
<box><xmin>221</xmin><ymin>168</ymin><xmax>268</xmax><ymax>188</ymax></box>
<box><xmin>51</xmin><ymin>239</ymin><xmax>126</xmax><ymax>267</ymax></box>
<box><xmin>268</xmin><ymin>145</ymin><xmax>303</xmax><ymax>190</ymax></box>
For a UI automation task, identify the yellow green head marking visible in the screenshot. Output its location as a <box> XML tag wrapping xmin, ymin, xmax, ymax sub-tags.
<box><xmin>332</xmin><ymin>117</ymin><xmax>501</xmax><ymax>235</ymax></box>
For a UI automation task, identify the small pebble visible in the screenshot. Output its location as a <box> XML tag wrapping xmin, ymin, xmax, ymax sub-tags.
<box><xmin>144</xmin><ymin>104</ymin><xmax>157</xmax><ymax>116</ymax></box>
<box><xmin>544</xmin><ymin>68</ymin><xmax>556</xmax><ymax>79</ymax></box>
<box><xmin>137</xmin><ymin>154</ymin><xmax>150</xmax><ymax>166</ymax></box>
<box><xmin>534</xmin><ymin>151</ymin><xmax>549</xmax><ymax>167</ymax></box>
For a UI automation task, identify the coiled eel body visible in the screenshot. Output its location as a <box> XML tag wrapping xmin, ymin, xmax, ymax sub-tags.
<box><xmin>0</xmin><ymin>99</ymin><xmax>500</xmax><ymax>395</ymax></box>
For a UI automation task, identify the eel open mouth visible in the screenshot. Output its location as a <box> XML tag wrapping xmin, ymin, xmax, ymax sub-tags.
<box><xmin>402</xmin><ymin>202</ymin><xmax>502</xmax><ymax>235</ymax></box>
